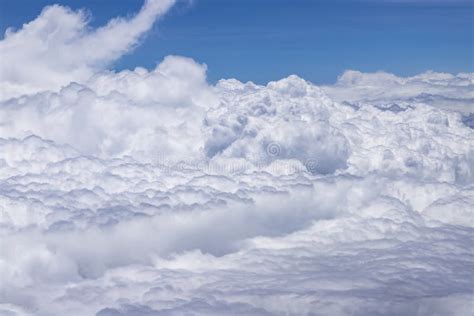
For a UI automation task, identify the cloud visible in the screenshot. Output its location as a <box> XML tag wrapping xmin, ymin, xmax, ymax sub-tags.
<box><xmin>0</xmin><ymin>55</ymin><xmax>217</xmax><ymax>160</ymax></box>
<box><xmin>1</xmin><ymin>70</ymin><xmax>473</xmax><ymax>314</ymax></box>
<box><xmin>322</xmin><ymin>70</ymin><xmax>474</xmax><ymax>113</ymax></box>
<box><xmin>0</xmin><ymin>1</ymin><xmax>474</xmax><ymax>316</ymax></box>
<box><xmin>0</xmin><ymin>0</ymin><xmax>176</xmax><ymax>100</ymax></box>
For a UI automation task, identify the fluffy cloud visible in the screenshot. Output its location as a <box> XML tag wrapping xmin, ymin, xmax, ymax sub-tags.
<box><xmin>1</xmin><ymin>1</ymin><xmax>473</xmax><ymax>316</ymax></box>
<box><xmin>322</xmin><ymin>70</ymin><xmax>474</xmax><ymax>113</ymax></box>
<box><xmin>1</xmin><ymin>140</ymin><xmax>473</xmax><ymax>315</ymax></box>
<box><xmin>0</xmin><ymin>55</ymin><xmax>217</xmax><ymax>160</ymax></box>
<box><xmin>0</xmin><ymin>0</ymin><xmax>176</xmax><ymax>100</ymax></box>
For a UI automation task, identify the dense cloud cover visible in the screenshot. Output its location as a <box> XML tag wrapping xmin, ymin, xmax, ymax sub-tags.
<box><xmin>1</xmin><ymin>1</ymin><xmax>473</xmax><ymax>315</ymax></box>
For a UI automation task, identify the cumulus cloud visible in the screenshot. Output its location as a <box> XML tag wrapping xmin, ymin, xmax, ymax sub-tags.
<box><xmin>1</xmin><ymin>1</ymin><xmax>473</xmax><ymax>316</ymax></box>
<box><xmin>0</xmin><ymin>0</ymin><xmax>176</xmax><ymax>100</ymax></box>
<box><xmin>0</xmin><ymin>55</ymin><xmax>216</xmax><ymax>160</ymax></box>
<box><xmin>322</xmin><ymin>70</ymin><xmax>474</xmax><ymax>113</ymax></box>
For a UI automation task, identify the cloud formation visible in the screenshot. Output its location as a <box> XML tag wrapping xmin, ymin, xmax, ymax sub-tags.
<box><xmin>0</xmin><ymin>0</ymin><xmax>176</xmax><ymax>100</ymax></box>
<box><xmin>0</xmin><ymin>1</ymin><xmax>473</xmax><ymax>316</ymax></box>
<box><xmin>323</xmin><ymin>70</ymin><xmax>474</xmax><ymax>113</ymax></box>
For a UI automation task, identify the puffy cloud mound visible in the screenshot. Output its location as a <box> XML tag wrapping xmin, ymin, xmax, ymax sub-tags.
<box><xmin>1</xmin><ymin>1</ymin><xmax>474</xmax><ymax>316</ymax></box>
<box><xmin>0</xmin><ymin>55</ymin><xmax>216</xmax><ymax>160</ymax></box>
<box><xmin>0</xmin><ymin>0</ymin><xmax>176</xmax><ymax>100</ymax></box>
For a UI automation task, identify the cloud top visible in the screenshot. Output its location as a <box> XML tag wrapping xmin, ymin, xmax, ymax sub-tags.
<box><xmin>0</xmin><ymin>0</ymin><xmax>176</xmax><ymax>100</ymax></box>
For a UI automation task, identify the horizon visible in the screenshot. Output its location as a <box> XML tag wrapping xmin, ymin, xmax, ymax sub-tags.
<box><xmin>1</xmin><ymin>0</ymin><xmax>472</xmax><ymax>84</ymax></box>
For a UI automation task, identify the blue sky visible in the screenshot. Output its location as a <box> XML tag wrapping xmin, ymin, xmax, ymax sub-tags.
<box><xmin>1</xmin><ymin>0</ymin><xmax>473</xmax><ymax>84</ymax></box>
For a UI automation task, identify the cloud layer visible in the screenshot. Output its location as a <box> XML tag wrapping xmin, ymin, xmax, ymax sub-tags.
<box><xmin>1</xmin><ymin>1</ymin><xmax>473</xmax><ymax>315</ymax></box>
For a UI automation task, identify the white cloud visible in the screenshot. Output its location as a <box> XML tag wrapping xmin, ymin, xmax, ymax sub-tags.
<box><xmin>0</xmin><ymin>1</ymin><xmax>474</xmax><ymax>315</ymax></box>
<box><xmin>0</xmin><ymin>55</ymin><xmax>217</xmax><ymax>160</ymax></box>
<box><xmin>0</xmin><ymin>0</ymin><xmax>176</xmax><ymax>100</ymax></box>
<box><xmin>322</xmin><ymin>70</ymin><xmax>474</xmax><ymax>113</ymax></box>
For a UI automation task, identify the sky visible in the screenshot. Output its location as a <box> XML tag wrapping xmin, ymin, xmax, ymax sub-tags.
<box><xmin>1</xmin><ymin>0</ymin><xmax>473</xmax><ymax>84</ymax></box>
<box><xmin>1</xmin><ymin>1</ymin><xmax>474</xmax><ymax>315</ymax></box>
